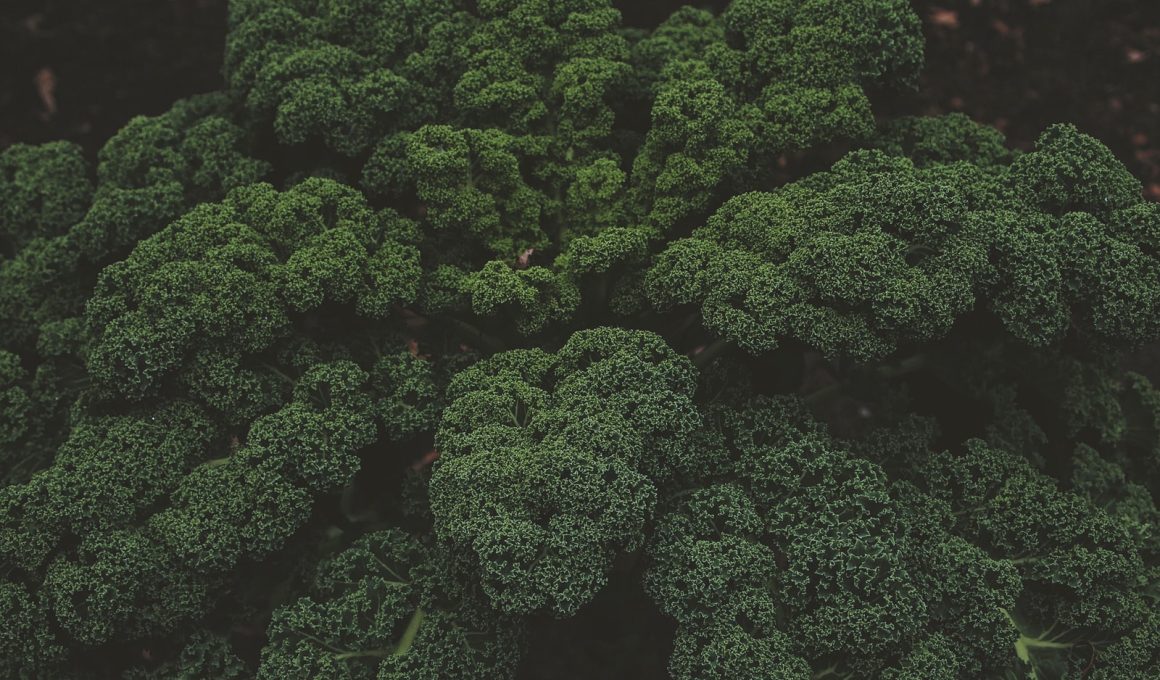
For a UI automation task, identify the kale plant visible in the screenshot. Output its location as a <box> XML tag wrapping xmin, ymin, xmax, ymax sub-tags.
<box><xmin>0</xmin><ymin>1</ymin><xmax>1157</xmax><ymax>678</ymax></box>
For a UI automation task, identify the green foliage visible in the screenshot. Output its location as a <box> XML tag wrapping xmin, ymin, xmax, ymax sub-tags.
<box><xmin>874</xmin><ymin>112</ymin><xmax>1013</xmax><ymax>167</ymax></box>
<box><xmin>228</xmin><ymin>0</ymin><xmax>922</xmax><ymax>337</ymax></box>
<box><xmin>629</xmin><ymin>0</ymin><xmax>921</xmax><ymax>234</ymax></box>
<box><xmin>430</xmin><ymin>328</ymin><xmax>700</xmax><ymax>617</ymax></box>
<box><xmin>0</xmin><ymin>141</ymin><xmax>92</xmax><ymax>255</ymax></box>
<box><xmin>258</xmin><ymin>529</ymin><xmax>523</xmax><ymax>679</ymax></box>
<box><xmin>1</xmin><ymin>94</ymin><xmax>267</xmax><ymax>350</ymax></box>
<box><xmin>86</xmin><ymin>178</ymin><xmax>421</xmax><ymax>403</ymax></box>
<box><xmin>1</xmin><ymin>1</ymin><xmax>1158</xmax><ymax>678</ymax></box>
<box><xmin>649</xmin><ymin>121</ymin><xmax>1158</xmax><ymax>359</ymax></box>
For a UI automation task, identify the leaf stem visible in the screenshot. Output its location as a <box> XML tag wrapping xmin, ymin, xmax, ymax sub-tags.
<box><xmin>392</xmin><ymin>608</ymin><xmax>426</xmax><ymax>656</ymax></box>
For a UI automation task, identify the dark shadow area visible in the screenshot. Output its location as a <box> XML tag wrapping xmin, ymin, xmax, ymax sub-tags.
<box><xmin>892</xmin><ymin>0</ymin><xmax>1160</xmax><ymax>198</ymax></box>
<box><xmin>0</xmin><ymin>0</ymin><xmax>228</xmax><ymax>155</ymax></box>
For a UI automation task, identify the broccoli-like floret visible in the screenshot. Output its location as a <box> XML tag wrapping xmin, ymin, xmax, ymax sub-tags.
<box><xmin>0</xmin><ymin>580</ymin><xmax>66</xmax><ymax>678</ymax></box>
<box><xmin>647</xmin><ymin>399</ymin><xmax>1106</xmax><ymax>677</ymax></box>
<box><xmin>909</xmin><ymin>439</ymin><xmax>1155</xmax><ymax>677</ymax></box>
<box><xmin>86</xmin><ymin>178</ymin><xmax>421</xmax><ymax>402</ymax></box>
<box><xmin>1071</xmin><ymin>443</ymin><xmax>1160</xmax><ymax>556</ymax></box>
<box><xmin>1087</xmin><ymin>612</ymin><xmax>1160</xmax><ymax>680</ymax></box>
<box><xmin>0</xmin><ymin>141</ymin><xmax>91</xmax><ymax>353</ymax></box>
<box><xmin>42</xmin><ymin>529</ymin><xmax>215</xmax><ymax>646</ymax></box>
<box><xmin>0</xmin><ymin>402</ymin><xmax>217</xmax><ymax>571</ymax></box>
<box><xmin>879</xmin><ymin>634</ymin><xmax>969</xmax><ymax>680</ymax></box>
<box><xmin>401</xmin><ymin>125</ymin><xmax>546</xmax><ymax>258</ymax></box>
<box><xmin>1011</xmin><ymin>122</ymin><xmax>1142</xmax><ymax>216</ymax></box>
<box><xmin>429</xmin><ymin>327</ymin><xmax>699</xmax><ymax>617</ymax></box>
<box><xmin>147</xmin><ymin>459</ymin><xmax>311</xmax><ymax>575</ymax></box>
<box><xmin>646</xmin><ymin>483</ymin><xmax>812</xmax><ymax>679</ymax></box>
<box><xmin>231</xmin><ymin>360</ymin><xmax>378</xmax><ymax>492</ymax></box>
<box><xmin>461</xmin><ymin>261</ymin><xmax>581</xmax><ymax>335</ymax></box>
<box><xmin>1</xmin><ymin>345</ymin><xmax>438</xmax><ymax>666</ymax></box>
<box><xmin>737</xmin><ymin>435</ymin><xmax>928</xmax><ymax>667</ymax></box>
<box><xmin>649</xmin><ymin>124</ymin><xmax>1160</xmax><ymax>360</ymax></box>
<box><xmin>0</xmin><ymin>351</ymin><xmax>33</xmax><ymax>473</ymax></box>
<box><xmin>647</xmin><ymin>150</ymin><xmax>986</xmax><ymax>359</ymax></box>
<box><xmin>0</xmin><ymin>94</ymin><xmax>266</xmax><ymax>358</ymax></box>
<box><xmin>873</xmin><ymin>113</ymin><xmax>1013</xmax><ymax>167</ymax></box>
<box><xmin>228</xmin><ymin>0</ymin><xmax>925</xmax><ymax>338</ymax></box>
<box><xmin>668</xmin><ymin>611</ymin><xmax>810</xmax><ymax>680</ymax></box>
<box><xmin>0</xmin><ymin>141</ymin><xmax>92</xmax><ymax>256</ymax></box>
<box><xmin>887</xmin><ymin>480</ymin><xmax>1023</xmax><ymax>676</ymax></box>
<box><xmin>369</xmin><ymin>350</ymin><xmax>444</xmax><ymax>442</ymax></box>
<box><xmin>226</xmin><ymin>0</ymin><xmax>465</xmax><ymax>156</ymax></box>
<box><xmin>231</xmin><ymin>0</ymin><xmax>634</xmax><ymax>251</ymax></box>
<box><xmin>646</xmin><ymin>416</ymin><xmax>937</xmax><ymax>676</ymax></box>
<box><xmin>27</xmin><ymin>404</ymin><xmax>214</xmax><ymax>533</ymax></box>
<box><xmin>628</xmin><ymin>7</ymin><xmax>725</xmax><ymax>97</ymax></box>
<box><xmin>628</xmin><ymin>0</ymin><xmax>922</xmax><ymax>234</ymax></box>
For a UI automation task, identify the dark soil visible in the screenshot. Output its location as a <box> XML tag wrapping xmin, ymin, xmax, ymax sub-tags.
<box><xmin>0</xmin><ymin>0</ymin><xmax>228</xmax><ymax>157</ymax></box>
<box><xmin>899</xmin><ymin>0</ymin><xmax>1160</xmax><ymax>200</ymax></box>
